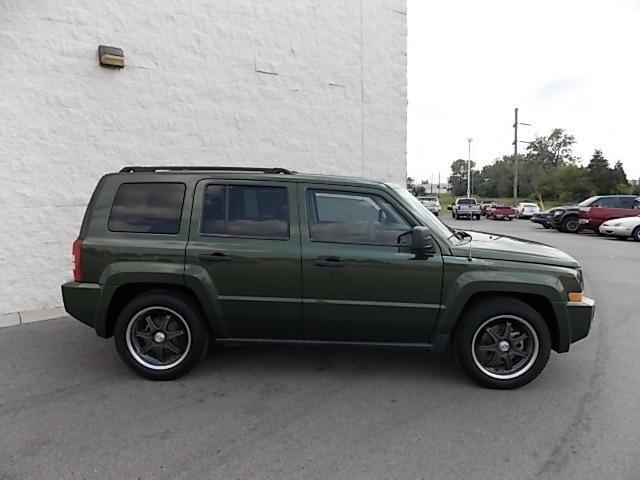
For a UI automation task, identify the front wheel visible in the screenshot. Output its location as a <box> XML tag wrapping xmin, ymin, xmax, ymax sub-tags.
<box><xmin>114</xmin><ymin>291</ymin><xmax>210</xmax><ymax>380</ymax></box>
<box><xmin>633</xmin><ymin>226</ymin><xmax>640</xmax><ymax>242</ymax></box>
<box><xmin>560</xmin><ymin>216</ymin><xmax>580</xmax><ymax>233</ymax></box>
<box><xmin>455</xmin><ymin>297</ymin><xmax>551</xmax><ymax>389</ymax></box>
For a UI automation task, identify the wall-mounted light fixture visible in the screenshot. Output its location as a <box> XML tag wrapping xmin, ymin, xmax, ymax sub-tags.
<box><xmin>98</xmin><ymin>45</ymin><xmax>124</xmax><ymax>68</ymax></box>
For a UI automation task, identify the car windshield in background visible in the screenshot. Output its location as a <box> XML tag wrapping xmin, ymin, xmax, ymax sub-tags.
<box><xmin>578</xmin><ymin>196</ymin><xmax>598</xmax><ymax>207</ymax></box>
<box><xmin>457</xmin><ymin>198</ymin><xmax>476</xmax><ymax>205</ymax></box>
<box><xmin>393</xmin><ymin>187</ymin><xmax>459</xmax><ymax>243</ymax></box>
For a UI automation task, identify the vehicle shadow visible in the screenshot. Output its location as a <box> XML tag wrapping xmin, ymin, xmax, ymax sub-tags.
<box><xmin>194</xmin><ymin>342</ymin><xmax>466</xmax><ymax>386</ymax></box>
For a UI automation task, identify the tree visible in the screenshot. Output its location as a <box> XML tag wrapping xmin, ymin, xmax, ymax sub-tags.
<box><xmin>534</xmin><ymin>164</ymin><xmax>591</xmax><ymax>203</ymax></box>
<box><xmin>525</xmin><ymin>128</ymin><xmax>578</xmax><ymax>166</ymax></box>
<box><xmin>448</xmin><ymin>159</ymin><xmax>477</xmax><ymax>196</ymax></box>
<box><xmin>406</xmin><ymin>177</ymin><xmax>427</xmax><ymax>197</ymax></box>
<box><xmin>586</xmin><ymin>149</ymin><xmax>619</xmax><ymax>195</ymax></box>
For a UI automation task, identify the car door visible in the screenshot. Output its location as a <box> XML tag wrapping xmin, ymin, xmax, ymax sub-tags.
<box><xmin>299</xmin><ymin>184</ymin><xmax>444</xmax><ymax>344</ymax></box>
<box><xmin>186</xmin><ymin>179</ymin><xmax>302</xmax><ymax>339</ymax></box>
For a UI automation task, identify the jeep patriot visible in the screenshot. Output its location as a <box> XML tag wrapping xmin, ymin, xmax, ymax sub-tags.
<box><xmin>61</xmin><ymin>166</ymin><xmax>595</xmax><ymax>389</ymax></box>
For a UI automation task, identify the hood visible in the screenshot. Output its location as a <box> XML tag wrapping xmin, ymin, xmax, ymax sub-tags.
<box><xmin>602</xmin><ymin>215</ymin><xmax>640</xmax><ymax>226</ymax></box>
<box><xmin>450</xmin><ymin>231</ymin><xmax>580</xmax><ymax>268</ymax></box>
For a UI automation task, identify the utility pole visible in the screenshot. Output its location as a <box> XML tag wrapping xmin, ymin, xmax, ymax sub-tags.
<box><xmin>438</xmin><ymin>171</ymin><xmax>441</xmax><ymax>198</ymax></box>
<box><xmin>467</xmin><ymin>137</ymin><xmax>473</xmax><ymax>197</ymax></box>
<box><xmin>430</xmin><ymin>172</ymin><xmax>434</xmax><ymax>194</ymax></box>
<box><xmin>513</xmin><ymin>108</ymin><xmax>518</xmax><ymax>204</ymax></box>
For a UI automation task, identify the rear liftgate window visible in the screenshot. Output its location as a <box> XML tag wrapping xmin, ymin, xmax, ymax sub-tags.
<box><xmin>108</xmin><ymin>183</ymin><xmax>186</xmax><ymax>234</ymax></box>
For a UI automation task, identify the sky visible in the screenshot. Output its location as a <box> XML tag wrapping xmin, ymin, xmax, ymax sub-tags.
<box><xmin>407</xmin><ymin>0</ymin><xmax>640</xmax><ymax>184</ymax></box>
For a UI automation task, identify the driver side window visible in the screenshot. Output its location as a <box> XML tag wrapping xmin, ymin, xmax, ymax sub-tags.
<box><xmin>306</xmin><ymin>189</ymin><xmax>411</xmax><ymax>245</ymax></box>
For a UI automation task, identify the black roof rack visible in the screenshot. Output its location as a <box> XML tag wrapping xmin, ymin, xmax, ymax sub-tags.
<box><xmin>119</xmin><ymin>166</ymin><xmax>294</xmax><ymax>174</ymax></box>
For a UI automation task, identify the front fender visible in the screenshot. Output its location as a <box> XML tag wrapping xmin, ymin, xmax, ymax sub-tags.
<box><xmin>433</xmin><ymin>256</ymin><xmax>576</xmax><ymax>352</ymax></box>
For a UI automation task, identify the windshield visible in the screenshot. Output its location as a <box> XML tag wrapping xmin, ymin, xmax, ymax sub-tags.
<box><xmin>578</xmin><ymin>196</ymin><xmax>598</xmax><ymax>207</ymax></box>
<box><xmin>393</xmin><ymin>187</ymin><xmax>461</xmax><ymax>244</ymax></box>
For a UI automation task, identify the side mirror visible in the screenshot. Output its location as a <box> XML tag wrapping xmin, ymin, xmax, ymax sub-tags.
<box><xmin>447</xmin><ymin>205</ymin><xmax>453</xmax><ymax>211</ymax></box>
<box><xmin>398</xmin><ymin>226</ymin><xmax>436</xmax><ymax>258</ymax></box>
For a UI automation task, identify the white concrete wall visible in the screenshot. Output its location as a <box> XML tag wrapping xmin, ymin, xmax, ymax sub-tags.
<box><xmin>0</xmin><ymin>0</ymin><xmax>407</xmax><ymax>319</ymax></box>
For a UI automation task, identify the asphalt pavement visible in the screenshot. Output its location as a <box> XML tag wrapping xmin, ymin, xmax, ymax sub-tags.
<box><xmin>1</xmin><ymin>217</ymin><xmax>638</xmax><ymax>480</ymax></box>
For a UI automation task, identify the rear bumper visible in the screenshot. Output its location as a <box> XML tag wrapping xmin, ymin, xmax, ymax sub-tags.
<box><xmin>61</xmin><ymin>281</ymin><xmax>101</xmax><ymax>329</ymax></box>
<box><xmin>567</xmin><ymin>296</ymin><xmax>595</xmax><ymax>344</ymax></box>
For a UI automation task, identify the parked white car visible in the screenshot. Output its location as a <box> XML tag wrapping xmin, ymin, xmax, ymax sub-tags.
<box><xmin>418</xmin><ymin>196</ymin><xmax>441</xmax><ymax>216</ymax></box>
<box><xmin>599</xmin><ymin>215</ymin><xmax>640</xmax><ymax>241</ymax></box>
<box><xmin>515</xmin><ymin>202</ymin><xmax>540</xmax><ymax>219</ymax></box>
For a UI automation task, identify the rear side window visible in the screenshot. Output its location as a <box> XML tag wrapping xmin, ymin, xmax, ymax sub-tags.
<box><xmin>202</xmin><ymin>185</ymin><xmax>289</xmax><ymax>239</ymax></box>
<box><xmin>619</xmin><ymin>197</ymin><xmax>634</xmax><ymax>209</ymax></box>
<box><xmin>108</xmin><ymin>183</ymin><xmax>185</xmax><ymax>234</ymax></box>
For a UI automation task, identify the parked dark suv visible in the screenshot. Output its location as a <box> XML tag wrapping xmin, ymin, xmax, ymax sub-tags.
<box><xmin>62</xmin><ymin>166</ymin><xmax>595</xmax><ymax>389</ymax></box>
<box><xmin>552</xmin><ymin>195</ymin><xmax>640</xmax><ymax>233</ymax></box>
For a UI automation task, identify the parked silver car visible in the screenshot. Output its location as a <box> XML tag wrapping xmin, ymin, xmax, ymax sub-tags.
<box><xmin>418</xmin><ymin>196</ymin><xmax>441</xmax><ymax>216</ymax></box>
<box><xmin>516</xmin><ymin>202</ymin><xmax>540</xmax><ymax>219</ymax></box>
<box><xmin>599</xmin><ymin>215</ymin><xmax>640</xmax><ymax>241</ymax></box>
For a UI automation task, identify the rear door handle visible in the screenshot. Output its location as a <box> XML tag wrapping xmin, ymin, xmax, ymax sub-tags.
<box><xmin>314</xmin><ymin>256</ymin><xmax>346</xmax><ymax>268</ymax></box>
<box><xmin>199</xmin><ymin>252</ymin><xmax>232</xmax><ymax>262</ymax></box>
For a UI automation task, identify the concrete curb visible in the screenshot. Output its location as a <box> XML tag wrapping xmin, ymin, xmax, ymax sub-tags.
<box><xmin>0</xmin><ymin>307</ymin><xmax>66</xmax><ymax>329</ymax></box>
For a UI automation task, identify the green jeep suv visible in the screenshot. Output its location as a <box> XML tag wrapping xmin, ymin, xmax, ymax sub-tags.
<box><xmin>61</xmin><ymin>166</ymin><xmax>595</xmax><ymax>389</ymax></box>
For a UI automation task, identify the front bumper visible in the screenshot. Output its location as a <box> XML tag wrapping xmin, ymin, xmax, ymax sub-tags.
<box><xmin>530</xmin><ymin>216</ymin><xmax>550</xmax><ymax>225</ymax></box>
<box><xmin>598</xmin><ymin>224</ymin><xmax>633</xmax><ymax>237</ymax></box>
<box><xmin>567</xmin><ymin>296</ymin><xmax>595</xmax><ymax>344</ymax></box>
<box><xmin>61</xmin><ymin>281</ymin><xmax>101</xmax><ymax>329</ymax></box>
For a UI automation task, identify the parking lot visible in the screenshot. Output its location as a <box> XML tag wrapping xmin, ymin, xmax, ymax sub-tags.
<box><xmin>1</xmin><ymin>218</ymin><xmax>638</xmax><ymax>480</ymax></box>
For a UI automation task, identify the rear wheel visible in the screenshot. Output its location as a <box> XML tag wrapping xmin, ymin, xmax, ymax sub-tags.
<box><xmin>560</xmin><ymin>216</ymin><xmax>580</xmax><ymax>233</ymax></box>
<box><xmin>455</xmin><ymin>297</ymin><xmax>551</xmax><ymax>389</ymax></box>
<box><xmin>114</xmin><ymin>291</ymin><xmax>210</xmax><ymax>380</ymax></box>
<box><xmin>633</xmin><ymin>226</ymin><xmax>640</xmax><ymax>242</ymax></box>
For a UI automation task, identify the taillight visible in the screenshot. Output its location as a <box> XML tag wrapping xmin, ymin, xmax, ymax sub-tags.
<box><xmin>72</xmin><ymin>237</ymin><xmax>83</xmax><ymax>282</ymax></box>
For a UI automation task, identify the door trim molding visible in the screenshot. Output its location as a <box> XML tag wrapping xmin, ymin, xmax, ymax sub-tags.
<box><xmin>217</xmin><ymin>295</ymin><xmax>443</xmax><ymax>309</ymax></box>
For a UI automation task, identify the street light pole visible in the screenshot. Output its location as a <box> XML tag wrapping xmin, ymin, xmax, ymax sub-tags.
<box><xmin>513</xmin><ymin>108</ymin><xmax>518</xmax><ymax>204</ymax></box>
<box><xmin>466</xmin><ymin>137</ymin><xmax>473</xmax><ymax>197</ymax></box>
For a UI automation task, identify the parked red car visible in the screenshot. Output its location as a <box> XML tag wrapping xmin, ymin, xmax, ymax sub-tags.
<box><xmin>578</xmin><ymin>195</ymin><xmax>640</xmax><ymax>231</ymax></box>
<box><xmin>479</xmin><ymin>200</ymin><xmax>496</xmax><ymax>216</ymax></box>
<box><xmin>486</xmin><ymin>203</ymin><xmax>516</xmax><ymax>220</ymax></box>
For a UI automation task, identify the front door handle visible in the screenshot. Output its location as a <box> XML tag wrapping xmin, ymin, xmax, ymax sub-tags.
<box><xmin>314</xmin><ymin>256</ymin><xmax>346</xmax><ymax>268</ymax></box>
<box><xmin>199</xmin><ymin>252</ymin><xmax>232</xmax><ymax>262</ymax></box>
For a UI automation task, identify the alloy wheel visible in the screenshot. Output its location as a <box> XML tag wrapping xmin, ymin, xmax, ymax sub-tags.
<box><xmin>125</xmin><ymin>306</ymin><xmax>192</xmax><ymax>370</ymax></box>
<box><xmin>471</xmin><ymin>315</ymin><xmax>539</xmax><ymax>380</ymax></box>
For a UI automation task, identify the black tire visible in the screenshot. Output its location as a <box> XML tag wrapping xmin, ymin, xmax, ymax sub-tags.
<box><xmin>455</xmin><ymin>297</ymin><xmax>551</xmax><ymax>389</ymax></box>
<box><xmin>633</xmin><ymin>226</ymin><xmax>640</xmax><ymax>242</ymax></box>
<box><xmin>543</xmin><ymin>225</ymin><xmax>551</xmax><ymax>229</ymax></box>
<box><xmin>475</xmin><ymin>215</ymin><xmax>481</xmax><ymax>220</ymax></box>
<box><xmin>560</xmin><ymin>216</ymin><xmax>580</xmax><ymax>233</ymax></box>
<box><xmin>114</xmin><ymin>291</ymin><xmax>210</xmax><ymax>380</ymax></box>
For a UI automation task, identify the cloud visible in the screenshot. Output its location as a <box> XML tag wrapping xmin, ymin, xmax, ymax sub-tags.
<box><xmin>529</xmin><ymin>77</ymin><xmax>588</xmax><ymax>102</ymax></box>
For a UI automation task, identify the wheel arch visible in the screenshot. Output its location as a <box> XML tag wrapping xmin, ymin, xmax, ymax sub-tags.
<box><xmin>104</xmin><ymin>283</ymin><xmax>211</xmax><ymax>338</ymax></box>
<box><xmin>449</xmin><ymin>292</ymin><xmax>561</xmax><ymax>352</ymax></box>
